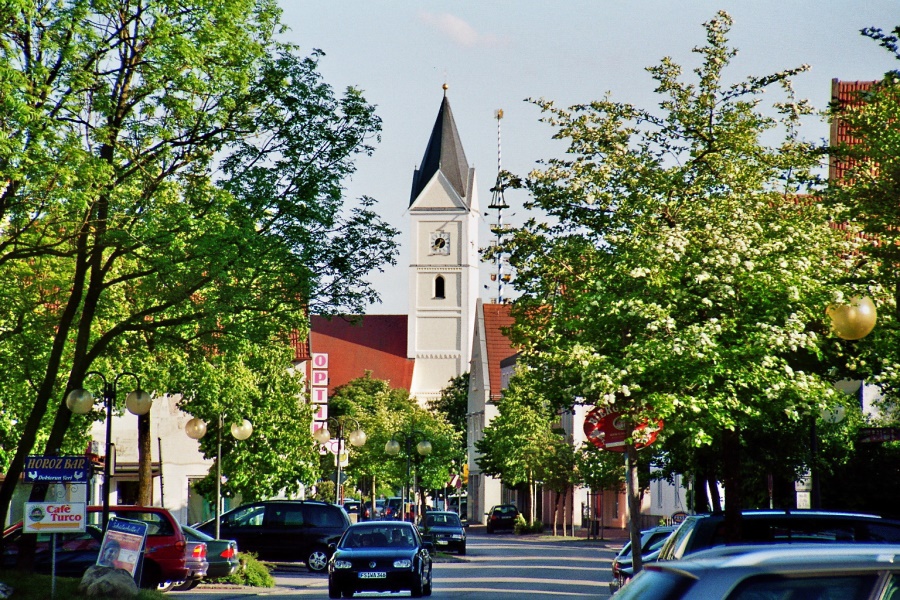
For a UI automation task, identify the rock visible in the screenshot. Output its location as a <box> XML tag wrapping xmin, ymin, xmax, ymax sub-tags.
<box><xmin>0</xmin><ymin>582</ymin><xmax>13</xmax><ymax>600</ymax></box>
<box><xmin>78</xmin><ymin>565</ymin><xmax>139</xmax><ymax>599</ymax></box>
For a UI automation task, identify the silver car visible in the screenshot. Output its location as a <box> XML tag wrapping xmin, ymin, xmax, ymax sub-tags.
<box><xmin>616</xmin><ymin>544</ymin><xmax>900</xmax><ymax>599</ymax></box>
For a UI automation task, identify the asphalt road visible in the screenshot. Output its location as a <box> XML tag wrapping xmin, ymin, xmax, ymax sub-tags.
<box><xmin>172</xmin><ymin>526</ymin><xmax>623</xmax><ymax>599</ymax></box>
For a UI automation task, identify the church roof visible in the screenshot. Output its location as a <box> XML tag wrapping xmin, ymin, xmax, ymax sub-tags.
<box><xmin>308</xmin><ymin>315</ymin><xmax>415</xmax><ymax>396</ymax></box>
<box><xmin>410</xmin><ymin>92</ymin><xmax>470</xmax><ymax>206</ymax></box>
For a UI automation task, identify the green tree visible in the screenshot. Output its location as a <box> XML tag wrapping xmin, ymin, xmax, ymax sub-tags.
<box><xmin>825</xmin><ymin>27</ymin><xmax>900</xmax><ymax>413</ymax></box>
<box><xmin>498</xmin><ymin>11</ymin><xmax>866</xmax><ymax>568</ymax></box>
<box><xmin>0</xmin><ymin>0</ymin><xmax>398</xmax><ymax>534</ymax></box>
<box><xmin>430</xmin><ymin>373</ymin><xmax>469</xmax><ymax>481</ymax></box>
<box><xmin>475</xmin><ymin>373</ymin><xmax>558</xmax><ymax>525</ymax></box>
<box><xmin>327</xmin><ymin>374</ymin><xmax>460</xmax><ymax>519</ymax></box>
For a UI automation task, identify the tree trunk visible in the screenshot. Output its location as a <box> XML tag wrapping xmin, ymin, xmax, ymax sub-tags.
<box><xmin>138</xmin><ymin>413</ymin><xmax>152</xmax><ymax>506</ymax></box>
<box><xmin>722</xmin><ymin>428</ymin><xmax>743</xmax><ymax>543</ymax></box>
<box><xmin>625</xmin><ymin>443</ymin><xmax>643</xmax><ymax>575</ymax></box>
<box><xmin>552</xmin><ymin>490</ymin><xmax>560</xmax><ymax>536</ymax></box>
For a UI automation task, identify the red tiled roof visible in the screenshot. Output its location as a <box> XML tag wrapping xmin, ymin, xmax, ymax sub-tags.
<box><xmin>307</xmin><ymin>315</ymin><xmax>414</xmax><ymax>396</ymax></box>
<box><xmin>483</xmin><ymin>303</ymin><xmax>516</xmax><ymax>401</ymax></box>
<box><xmin>830</xmin><ymin>79</ymin><xmax>876</xmax><ymax>181</ymax></box>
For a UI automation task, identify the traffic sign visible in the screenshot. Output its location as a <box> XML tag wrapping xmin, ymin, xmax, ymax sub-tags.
<box><xmin>858</xmin><ymin>427</ymin><xmax>900</xmax><ymax>443</ymax></box>
<box><xmin>583</xmin><ymin>408</ymin><xmax>662</xmax><ymax>452</ymax></box>
<box><xmin>24</xmin><ymin>456</ymin><xmax>92</xmax><ymax>483</ymax></box>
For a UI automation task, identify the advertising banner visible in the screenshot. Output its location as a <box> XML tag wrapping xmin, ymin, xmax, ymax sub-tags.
<box><xmin>97</xmin><ymin>517</ymin><xmax>148</xmax><ymax>578</ymax></box>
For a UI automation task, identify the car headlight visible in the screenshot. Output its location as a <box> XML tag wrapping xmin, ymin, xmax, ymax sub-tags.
<box><xmin>333</xmin><ymin>560</ymin><xmax>352</xmax><ymax>569</ymax></box>
<box><xmin>393</xmin><ymin>559</ymin><xmax>412</xmax><ymax>568</ymax></box>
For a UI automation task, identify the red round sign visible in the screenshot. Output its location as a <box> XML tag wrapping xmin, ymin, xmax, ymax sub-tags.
<box><xmin>583</xmin><ymin>408</ymin><xmax>662</xmax><ymax>452</ymax></box>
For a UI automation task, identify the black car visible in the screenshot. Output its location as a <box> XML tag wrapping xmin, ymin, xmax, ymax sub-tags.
<box><xmin>656</xmin><ymin>509</ymin><xmax>900</xmax><ymax>563</ymax></box>
<box><xmin>486</xmin><ymin>504</ymin><xmax>519</xmax><ymax>533</ymax></box>
<box><xmin>421</xmin><ymin>511</ymin><xmax>466</xmax><ymax>555</ymax></box>
<box><xmin>196</xmin><ymin>500</ymin><xmax>350</xmax><ymax>572</ymax></box>
<box><xmin>328</xmin><ymin>521</ymin><xmax>433</xmax><ymax>598</ymax></box>
<box><xmin>610</xmin><ymin>525</ymin><xmax>676</xmax><ymax>591</ymax></box>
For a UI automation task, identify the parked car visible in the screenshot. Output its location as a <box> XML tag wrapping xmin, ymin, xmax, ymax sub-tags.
<box><xmin>343</xmin><ymin>500</ymin><xmax>361</xmax><ymax>520</ymax></box>
<box><xmin>420</xmin><ymin>511</ymin><xmax>466</xmax><ymax>555</ymax></box>
<box><xmin>362</xmin><ymin>499</ymin><xmax>385</xmax><ymax>521</ymax></box>
<box><xmin>177</xmin><ymin>525</ymin><xmax>238</xmax><ymax>584</ymax></box>
<box><xmin>3</xmin><ymin>505</ymin><xmax>189</xmax><ymax>589</ymax></box>
<box><xmin>610</xmin><ymin>525</ymin><xmax>676</xmax><ymax>592</ymax></box>
<box><xmin>616</xmin><ymin>543</ymin><xmax>900</xmax><ymax>599</ymax></box>
<box><xmin>656</xmin><ymin>509</ymin><xmax>900</xmax><ymax>563</ymax></box>
<box><xmin>167</xmin><ymin>537</ymin><xmax>207</xmax><ymax>592</ymax></box>
<box><xmin>384</xmin><ymin>497</ymin><xmax>404</xmax><ymax>521</ymax></box>
<box><xmin>196</xmin><ymin>500</ymin><xmax>350</xmax><ymax>572</ymax></box>
<box><xmin>486</xmin><ymin>504</ymin><xmax>520</xmax><ymax>533</ymax></box>
<box><xmin>328</xmin><ymin>521</ymin><xmax>433</xmax><ymax>598</ymax></box>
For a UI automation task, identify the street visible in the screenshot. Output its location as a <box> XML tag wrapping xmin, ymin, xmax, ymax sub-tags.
<box><xmin>173</xmin><ymin>527</ymin><xmax>622</xmax><ymax>599</ymax></box>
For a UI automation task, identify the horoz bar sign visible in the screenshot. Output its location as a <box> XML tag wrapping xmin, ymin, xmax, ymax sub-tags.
<box><xmin>24</xmin><ymin>455</ymin><xmax>92</xmax><ymax>482</ymax></box>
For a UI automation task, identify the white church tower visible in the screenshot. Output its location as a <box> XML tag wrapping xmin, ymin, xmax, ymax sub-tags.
<box><xmin>408</xmin><ymin>86</ymin><xmax>479</xmax><ymax>404</ymax></box>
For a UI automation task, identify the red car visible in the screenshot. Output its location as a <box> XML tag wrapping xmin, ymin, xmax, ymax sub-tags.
<box><xmin>90</xmin><ymin>505</ymin><xmax>189</xmax><ymax>588</ymax></box>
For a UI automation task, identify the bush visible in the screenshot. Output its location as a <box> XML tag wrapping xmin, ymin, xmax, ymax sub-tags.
<box><xmin>514</xmin><ymin>514</ymin><xmax>544</xmax><ymax>534</ymax></box>
<box><xmin>217</xmin><ymin>552</ymin><xmax>275</xmax><ymax>587</ymax></box>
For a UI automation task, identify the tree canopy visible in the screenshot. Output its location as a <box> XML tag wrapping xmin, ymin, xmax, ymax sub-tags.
<box><xmin>0</xmin><ymin>0</ymin><xmax>398</xmax><ymax>529</ymax></box>
<box><xmin>496</xmin><ymin>11</ymin><xmax>871</xmax><ymax>547</ymax></box>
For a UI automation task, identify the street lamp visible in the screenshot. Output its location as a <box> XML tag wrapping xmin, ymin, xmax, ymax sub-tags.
<box><xmin>385</xmin><ymin>429</ymin><xmax>432</xmax><ymax>522</ymax></box>
<box><xmin>313</xmin><ymin>417</ymin><xmax>366</xmax><ymax>505</ymax></box>
<box><xmin>66</xmin><ymin>371</ymin><xmax>152</xmax><ymax>532</ymax></box>
<box><xmin>807</xmin><ymin>296</ymin><xmax>877</xmax><ymax>509</ymax></box>
<box><xmin>185</xmin><ymin>414</ymin><xmax>253</xmax><ymax>539</ymax></box>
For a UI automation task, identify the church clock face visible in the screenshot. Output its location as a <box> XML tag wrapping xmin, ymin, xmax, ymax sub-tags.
<box><xmin>429</xmin><ymin>231</ymin><xmax>451</xmax><ymax>255</ymax></box>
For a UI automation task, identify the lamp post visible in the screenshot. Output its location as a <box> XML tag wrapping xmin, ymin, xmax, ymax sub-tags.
<box><xmin>185</xmin><ymin>414</ymin><xmax>253</xmax><ymax>539</ymax></box>
<box><xmin>385</xmin><ymin>429</ymin><xmax>432</xmax><ymax>522</ymax></box>
<box><xmin>808</xmin><ymin>296</ymin><xmax>878</xmax><ymax>509</ymax></box>
<box><xmin>313</xmin><ymin>417</ymin><xmax>366</xmax><ymax>505</ymax></box>
<box><xmin>66</xmin><ymin>371</ymin><xmax>152</xmax><ymax>533</ymax></box>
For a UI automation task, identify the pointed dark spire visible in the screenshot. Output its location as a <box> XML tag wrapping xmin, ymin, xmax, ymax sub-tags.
<box><xmin>410</xmin><ymin>85</ymin><xmax>470</xmax><ymax>206</ymax></box>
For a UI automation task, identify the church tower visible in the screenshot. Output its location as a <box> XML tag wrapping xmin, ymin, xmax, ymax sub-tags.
<box><xmin>408</xmin><ymin>86</ymin><xmax>479</xmax><ymax>404</ymax></box>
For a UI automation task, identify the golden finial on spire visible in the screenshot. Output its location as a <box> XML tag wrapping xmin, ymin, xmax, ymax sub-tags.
<box><xmin>442</xmin><ymin>83</ymin><xmax>449</xmax><ymax>96</ymax></box>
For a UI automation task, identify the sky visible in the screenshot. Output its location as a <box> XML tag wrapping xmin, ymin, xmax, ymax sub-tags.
<box><xmin>278</xmin><ymin>1</ymin><xmax>900</xmax><ymax>315</ymax></box>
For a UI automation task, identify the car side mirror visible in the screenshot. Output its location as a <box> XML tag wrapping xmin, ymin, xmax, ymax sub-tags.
<box><xmin>328</xmin><ymin>543</ymin><xmax>336</xmax><ymax>551</ymax></box>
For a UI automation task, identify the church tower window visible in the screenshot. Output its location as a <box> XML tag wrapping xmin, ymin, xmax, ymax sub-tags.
<box><xmin>434</xmin><ymin>275</ymin><xmax>446</xmax><ymax>299</ymax></box>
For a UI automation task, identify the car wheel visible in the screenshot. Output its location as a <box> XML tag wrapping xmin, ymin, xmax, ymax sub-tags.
<box><xmin>307</xmin><ymin>547</ymin><xmax>329</xmax><ymax>573</ymax></box>
<box><xmin>423</xmin><ymin>568</ymin><xmax>433</xmax><ymax>596</ymax></box>
<box><xmin>486</xmin><ymin>527</ymin><xmax>493</xmax><ymax>534</ymax></box>
<box><xmin>328</xmin><ymin>577</ymin><xmax>342</xmax><ymax>599</ymax></box>
<box><xmin>341</xmin><ymin>589</ymin><xmax>355</xmax><ymax>598</ymax></box>
<box><xmin>410</xmin><ymin>571</ymin><xmax>424</xmax><ymax>598</ymax></box>
<box><xmin>172</xmin><ymin>579</ymin><xmax>200</xmax><ymax>591</ymax></box>
<box><xmin>459</xmin><ymin>543</ymin><xmax>466</xmax><ymax>556</ymax></box>
<box><xmin>157</xmin><ymin>581</ymin><xmax>176</xmax><ymax>593</ymax></box>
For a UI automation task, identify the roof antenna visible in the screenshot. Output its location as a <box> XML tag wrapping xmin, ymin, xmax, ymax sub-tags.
<box><xmin>488</xmin><ymin>109</ymin><xmax>510</xmax><ymax>303</ymax></box>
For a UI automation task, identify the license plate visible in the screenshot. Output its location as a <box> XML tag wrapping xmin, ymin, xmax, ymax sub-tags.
<box><xmin>359</xmin><ymin>572</ymin><xmax>386</xmax><ymax>579</ymax></box>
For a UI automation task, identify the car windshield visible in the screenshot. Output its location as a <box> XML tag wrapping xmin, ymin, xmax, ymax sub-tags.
<box><xmin>341</xmin><ymin>526</ymin><xmax>415</xmax><ymax>549</ymax></box>
<box><xmin>426</xmin><ymin>514</ymin><xmax>461</xmax><ymax>527</ymax></box>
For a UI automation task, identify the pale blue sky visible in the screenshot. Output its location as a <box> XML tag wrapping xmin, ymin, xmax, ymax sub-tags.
<box><xmin>279</xmin><ymin>2</ymin><xmax>899</xmax><ymax>314</ymax></box>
